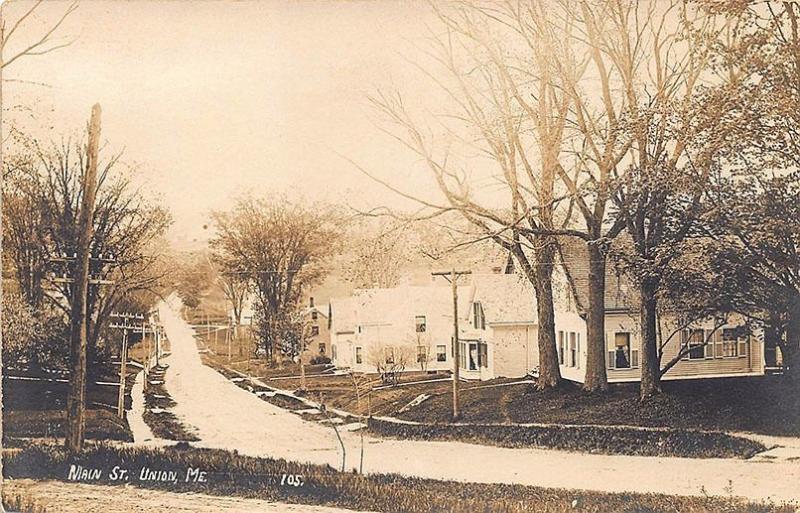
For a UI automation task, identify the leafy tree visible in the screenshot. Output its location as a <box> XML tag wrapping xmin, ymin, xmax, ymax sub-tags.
<box><xmin>687</xmin><ymin>1</ymin><xmax>800</xmax><ymax>377</ymax></box>
<box><xmin>209</xmin><ymin>198</ymin><xmax>342</xmax><ymax>363</ymax></box>
<box><xmin>173</xmin><ymin>253</ymin><xmax>214</xmax><ymax>310</ymax></box>
<box><xmin>1</xmin><ymin>290</ymin><xmax>66</xmax><ymax>370</ymax></box>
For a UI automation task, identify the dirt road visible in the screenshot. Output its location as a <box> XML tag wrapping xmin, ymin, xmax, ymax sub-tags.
<box><xmin>158</xmin><ymin>297</ymin><xmax>800</xmax><ymax>504</ymax></box>
<box><xmin>4</xmin><ymin>479</ymin><xmax>368</xmax><ymax>513</ymax></box>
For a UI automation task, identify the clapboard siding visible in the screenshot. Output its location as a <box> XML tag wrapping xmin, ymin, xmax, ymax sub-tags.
<box><xmin>492</xmin><ymin>325</ymin><xmax>537</xmax><ymax>378</ymax></box>
<box><xmin>603</xmin><ymin>311</ymin><xmax>764</xmax><ymax>383</ymax></box>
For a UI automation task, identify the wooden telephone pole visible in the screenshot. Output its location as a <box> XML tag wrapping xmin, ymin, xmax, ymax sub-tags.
<box><xmin>432</xmin><ymin>268</ymin><xmax>471</xmax><ymax>420</ymax></box>
<box><xmin>109</xmin><ymin>313</ymin><xmax>154</xmax><ymax>418</ymax></box>
<box><xmin>65</xmin><ymin>104</ymin><xmax>102</xmax><ymax>454</ymax></box>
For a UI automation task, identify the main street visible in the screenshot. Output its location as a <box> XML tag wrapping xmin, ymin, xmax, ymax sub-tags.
<box><xmin>155</xmin><ymin>297</ymin><xmax>800</xmax><ymax>504</ymax></box>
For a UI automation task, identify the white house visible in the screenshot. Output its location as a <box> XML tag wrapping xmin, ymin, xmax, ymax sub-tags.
<box><xmin>328</xmin><ymin>295</ymin><xmax>358</xmax><ymax>368</ymax></box>
<box><xmin>331</xmin><ymin>284</ymin><xmax>472</xmax><ymax>374</ymax></box>
<box><xmin>329</xmin><ymin>270</ymin><xmax>582</xmax><ymax>380</ymax></box>
<box><xmin>556</xmin><ymin>237</ymin><xmax>765</xmax><ymax>383</ymax></box>
<box><xmin>460</xmin><ymin>271</ymin><xmax>585</xmax><ymax>380</ymax></box>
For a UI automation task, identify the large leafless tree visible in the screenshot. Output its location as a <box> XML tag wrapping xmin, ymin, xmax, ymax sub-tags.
<box><xmin>3</xmin><ymin>135</ymin><xmax>171</xmax><ymax>358</ymax></box>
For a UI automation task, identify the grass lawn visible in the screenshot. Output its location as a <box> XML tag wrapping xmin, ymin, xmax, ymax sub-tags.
<box><xmin>206</xmin><ymin>347</ymin><xmax>800</xmax><ymax>439</ymax></box>
<box><xmin>196</xmin><ymin>328</ymin><xmax>455</xmax><ymax>416</ymax></box>
<box><xmin>197</xmin><ymin>323</ymin><xmax>800</xmax><ymax>438</ymax></box>
<box><xmin>395</xmin><ymin>376</ymin><xmax>800</xmax><ymax>436</ymax></box>
<box><xmin>3</xmin><ymin>357</ymin><xmax>144</xmax><ymax>447</ymax></box>
<box><xmin>4</xmin><ymin>443</ymin><xmax>796</xmax><ymax>513</ymax></box>
<box><xmin>3</xmin><ymin>410</ymin><xmax>133</xmax><ymax>442</ymax></box>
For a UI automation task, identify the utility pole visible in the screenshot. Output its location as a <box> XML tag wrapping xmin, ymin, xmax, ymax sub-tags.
<box><xmin>65</xmin><ymin>104</ymin><xmax>102</xmax><ymax>454</ymax></box>
<box><xmin>214</xmin><ymin>318</ymin><xmax>219</xmax><ymax>353</ymax></box>
<box><xmin>109</xmin><ymin>312</ymin><xmax>152</xmax><ymax>417</ymax></box>
<box><xmin>432</xmin><ymin>268</ymin><xmax>471</xmax><ymax>420</ymax></box>
<box><xmin>155</xmin><ymin>325</ymin><xmax>161</xmax><ymax>367</ymax></box>
<box><xmin>116</xmin><ymin>329</ymin><xmax>128</xmax><ymax>417</ymax></box>
<box><xmin>143</xmin><ymin>320</ymin><xmax>150</xmax><ymax>377</ymax></box>
<box><xmin>226</xmin><ymin>321</ymin><xmax>232</xmax><ymax>362</ymax></box>
<box><xmin>1</xmin><ymin>13</ymin><xmax>6</xmax><ymax>499</ymax></box>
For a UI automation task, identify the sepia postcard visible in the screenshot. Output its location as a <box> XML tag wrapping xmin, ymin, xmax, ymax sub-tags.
<box><xmin>0</xmin><ymin>1</ymin><xmax>799</xmax><ymax>511</ymax></box>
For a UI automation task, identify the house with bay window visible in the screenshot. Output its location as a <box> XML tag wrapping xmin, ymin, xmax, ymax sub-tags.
<box><xmin>328</xmin><ymin>270</ymin><xmax>583</xmax><ymax>381</ymax></box>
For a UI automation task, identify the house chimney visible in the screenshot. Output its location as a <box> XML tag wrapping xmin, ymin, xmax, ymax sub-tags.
<box><xmin>309</xmin><ymin>296</ymin><xmax>315</xmax><ymax>307</ymax></box>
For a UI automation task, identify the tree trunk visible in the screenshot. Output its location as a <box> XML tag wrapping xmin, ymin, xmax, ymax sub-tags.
<box><xmin>763</xmin><ymin>317</ymin><xmax>782</xmax><ymax>368</ymax></box>
<box><xmin>639</xmin><ymin>278</ymin><xmax>661</xmax><ymax>399</ymax></box>
<box><xmin>535</xmin><ymin>237</ymin><xmax>562</xmax><ymax>389</ymax></box>
<box><xmin>785</xmin><ymin>299</ymin><xmax>800</xmax><ymax>380</ymax></box>
<box><xmin>583</xmin><ymin>242</ymin><xmax>608</xmax><ymax>392</ymax></box>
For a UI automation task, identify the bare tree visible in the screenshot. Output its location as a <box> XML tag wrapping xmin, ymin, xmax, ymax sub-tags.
<box><xmin>218</xmin><ymin>272</ymin><xmax>249</xmax><ymax>338</ymax></box>
<box><xmin>368</xmin><ymin>344</ymin><xmax>411</xmax><ymax>386</ymax></box>
<box><xmin>1</xmin><ymin>0</ymin><xmax>78</xmax><ymax>471</ymax></box>
<box><xmin>3</xmin><ymin>134</ymin><xmax>172</xmax><ymax>359</ymax></box>
<box><xmin>0</xmin><ymin>1</ymin><xmax>78</xmax><ymax>72</ymax></box>
<box><xmin>365</xmin><ymin>1</ymin><xmax>585</xmax><ymax>389</ymax></box>
<box><xmin>343</xmin><ymin>219</ymin><xmax>410</xmax><ymax>289</ymax></box>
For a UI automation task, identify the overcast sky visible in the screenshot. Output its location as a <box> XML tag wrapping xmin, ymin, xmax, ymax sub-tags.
<box><xmin>3</xmin><ymin>0</ymin><xmax>453</xmax><ymax>249</ymax></box>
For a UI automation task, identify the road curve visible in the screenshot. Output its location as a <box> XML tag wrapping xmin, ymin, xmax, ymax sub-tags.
<box><xmin>158</xmin><ymin>298</ymin><xmax>800</xmax><ymax>504</ymax></box>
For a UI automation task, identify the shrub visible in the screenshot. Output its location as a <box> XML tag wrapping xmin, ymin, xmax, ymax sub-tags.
<box><xmin>310</xmin><ymin>355</ymin><xmax>331</xmax><ymax>365</ymax></box>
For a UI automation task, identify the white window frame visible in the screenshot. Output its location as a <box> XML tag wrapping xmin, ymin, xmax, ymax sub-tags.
<box><xmin>608</xmin><ymin>332</ymin><xmax>638</xmax><ymax>370</ymax></box>
<box><xmin>415</xmin><ymin>315</ymin><xmax>427</xmax><ymax>333</ymax></box>
<box><xmin>569</xmin><ymin>332</ymin><xmax>577</xmax><ymax>368</ymax></box>
<box><xmin>682</xmin><ymin>328</ymin><xmax>707</xmax><ymax>360</ymax></box>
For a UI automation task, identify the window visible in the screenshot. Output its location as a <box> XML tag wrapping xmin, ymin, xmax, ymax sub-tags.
<box><xmin>738</xmin><ymin>336</ymin><xmax>749</xmax><ymax>357</ymax></box>
<box><xmin>311</xmin><ymin>325</ymin><xmax>319</xmax><ymax>336</ymax></box>
<box><xmin>355</xmin><ymin>346</ymin><xmax>363</xmax><ymax>364</ymax></box>
<box><xmin>318</xmin><ymin>343</ymin><xmax>326</xmax><ymax>354</ymax></box>
<box><xmin>331</xmin><ymin>344</ymin><xmax>337</xmax><ymax>360</ymax></box>
<box><xmin>460</xmin><ymin>341</ymin><xmax>487</xmax><ymax>371</ymax></box>
<box><xmin>722</xmin><ymin>328</ymin><xmax>738</xmax><ymax>357</ymax></box>
<box><xmin>415</xmin><ymin>315</ymin><xmax>427</xmax><ymax>333</ymax></box>
<box><xmin>683</xmin><ymin>329</ymin><xmax>706</xmax><ymax>360</ymax></box>
<box><xmin>569</xmin><ymin>332</ymin><xmax>577</xmax><ymax>367</ymax></box>
<box><xmin>436</xmin><ymin>344</ymin><xmax>447</xmax><ymax>362</ymax></box>
<box><xmin>615</xmin><ymin>333</ymin><xmax>631</xmax><ymax>368</ymax></box>
<box><xmin>576</xmin><ymin>334</ymin><xmax>581</xmax><ymax>369</ymax></box>
<box><xmin>473</xmin><ymin>302</ymin><xmax>486</xmax><ymax>330</ymax></box>
<box><xmin>417</xmin><ymin>346</ymin><xmax>428</xmax><ymax>363</ymax></box>
<box><xmin>558</xmin><ymin>331</ymin><xmax>564</xmax><ymax>365</ymax></box>
<box><xmin>311</xmin><ymin>311</ymin><xmax>318</xmax><ymax>321</ymax></box>
<box><xmin>384</xmin><ymin>346</ymin><xmax>394</xmax><ymax>364</ymax></box>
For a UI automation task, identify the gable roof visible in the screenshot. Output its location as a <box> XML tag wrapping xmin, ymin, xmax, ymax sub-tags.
<box><xmin>557</xmin><ymin>236</ymin><xmax>637</xmax><ymax>313</ymax></box>
<box><xmin>301</xmin><ymin>305</ymin><xmax>328</xmax><ymax>319</ymax></box>
<box><xmin>354</xmin><ymin>284</ymin><xmax>471</xmax><ymax>326</ymax></box>
<box><xmin>470</xmin><ymin>273</ymin><xmax>537</xmax><ymax>325</ymax></box>
<box><xmin>329</xmin><ymin>296</ymin><xmax>359</xmax><ymax>334</ymax></box>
